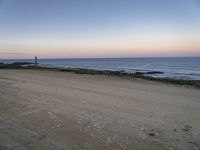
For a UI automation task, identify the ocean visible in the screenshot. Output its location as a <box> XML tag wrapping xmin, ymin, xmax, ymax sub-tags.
<box><xmin>1</xmin><ymin>57</ymin><xmax>200</xmax><ymax>80</ymax></box>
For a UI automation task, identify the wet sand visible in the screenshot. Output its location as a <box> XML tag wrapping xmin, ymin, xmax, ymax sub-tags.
<box><xmin>0</xmin><ymin>69</ymin><xmax>200</xmax><ymax>150</ymax></box>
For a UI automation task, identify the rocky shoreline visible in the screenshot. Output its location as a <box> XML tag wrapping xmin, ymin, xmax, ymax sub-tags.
<box><xmin>1</xmin><ymin>62</ymin><xmax>200</xmax><ymax>88</ymax></box>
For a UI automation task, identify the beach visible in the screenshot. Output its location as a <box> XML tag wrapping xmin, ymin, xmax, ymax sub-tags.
<box><xmin>0</xmin><ymin>69</ymin><xmax>200</xmax><ymax>150</ymax></box>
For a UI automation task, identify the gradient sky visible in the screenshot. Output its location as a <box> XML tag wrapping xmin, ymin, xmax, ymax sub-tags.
<box><xmin>0</xmin><ymin>0</ymin><xmax>200</xmax><ymax>58</ymax></box>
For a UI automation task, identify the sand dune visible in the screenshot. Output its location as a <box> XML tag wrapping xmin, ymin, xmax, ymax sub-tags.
<box><xmin>0</xmin><ymin>70</ymin><xmax>200</xmax><ymax>150</ymax></box>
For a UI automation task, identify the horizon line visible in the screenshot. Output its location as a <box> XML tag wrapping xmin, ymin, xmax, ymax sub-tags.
<box><xmin>1</xmin><ymin>56</ymin><xmax>200</xmax><ymax>60</ymax></box>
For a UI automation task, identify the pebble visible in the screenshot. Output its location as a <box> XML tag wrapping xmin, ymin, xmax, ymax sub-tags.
<box><xmin>182</xmin><ymin>125</ymin><xmax>192</xmax><ymax>132</ymax></box>
<box><xmin>56</xmin><ymin>125</ymin><xmax>61</xmax><ymax>128</ymax></box>
<box><xmin>48</xmin><ymin>111</ymin><xmax>52</xmax><ymax>115</ymax></box>
<box><xmin>38</xmin><ymin>134</ymin><xmax>46</xmax><ymax>140</ymax></box>
<box><xmin>173</xmin><ymin>128</ymin><xmax>177</xmax><ymax>132</ymax></box>
<box><xmin>149</xmin><ymin>132</ymin><xmax>156</xmax><ymax>137</ymax></box>
<box><xmin>78</xmin><ymin>121</ymin><xmax>82</xmax><ymax>125</ymax></box>
<box><xmin>106</xmin><ymin>137</ymin><xmax>111</xmax><ymax>143</ymax></box>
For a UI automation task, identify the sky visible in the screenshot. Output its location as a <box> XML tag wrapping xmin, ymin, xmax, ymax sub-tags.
<box><xmin>0</xmin><ymin>0</ymin><xmax>200</xmax><ymax>59</ymax></box>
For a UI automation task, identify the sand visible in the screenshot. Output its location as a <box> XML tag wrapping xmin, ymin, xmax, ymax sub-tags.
<box><xmin>0</xmin><ymin>69</ymin><xmax>200</xmax><ymax>150</ymax></box>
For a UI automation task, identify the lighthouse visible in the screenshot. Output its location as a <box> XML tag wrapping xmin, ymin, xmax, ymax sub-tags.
<box><xmin>35</xmin><ymin>56</ymin><xmax>38</xmax><ymax>66</ymax></box>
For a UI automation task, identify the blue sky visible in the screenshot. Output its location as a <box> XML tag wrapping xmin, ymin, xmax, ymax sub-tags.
<box><xmin>0</xmin><ymin>0</ymin><xmax>200</xmax><ymax>58</ymax></box>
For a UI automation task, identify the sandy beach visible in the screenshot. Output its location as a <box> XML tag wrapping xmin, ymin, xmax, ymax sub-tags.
<box><xmin>0</xmin><ymin>69</ymin><xmax>200</xmax><ymax>150</ymax></box>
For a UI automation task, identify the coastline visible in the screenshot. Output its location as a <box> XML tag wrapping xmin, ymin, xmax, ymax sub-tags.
<box><xmin>2</xmin><ymin>57</ymin><xmax>200</xmax><ymax>81</ymax></box>
<box><xmin>1</xmin><ymin>62</ymin><xmax>200</xmax><ymax>88</ymax></box>
<box><xmin>0</xmin><ymin>69</ymin><xmax>200</xmax><ymax>150</ymax></box>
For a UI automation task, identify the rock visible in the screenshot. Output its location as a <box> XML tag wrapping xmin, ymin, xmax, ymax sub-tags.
<box><xmin>78</xmin><ymin>121</ymin><xmax>82</xmax><ymax>124</ymax></box>
<box><xmin>120</xmin><ymin>143</ymin><xmax>124</xmax><ymax>147</ymax></box>
<box><xmin>149</xmin><ymin>132</ymin><xmax>156</xmax><ymax>137</ymax></box>
<box><xmin>182</xmin><ymin>125</ymin><xmax>192</xmax><ymax>132</ymax></box>
<box><xmin>38</xmin><ymin>134</ymin><xmax>46</xmax><ymax>141</ymax></box>
<box><xmin>12</xmin><ymin>62</ymin><xmax>34</xmax><ymax>66</ymax></box>
<box><xmin>193</xmin><ymin>146</ymin><xmax>199</xmax><ymax>150</ymax></box>
<box><xmin>188</xmin><ymin>141</ymin><xmax>198</xmax><ymax>145</ymax></box>
<box><xmin>173</xmin><ymin>128</ymin><xmax>177</xmax><ymax>132</ymax></box>
<box><xmin>169</xmin><ymin>147</ymin><xmax>174</xmax><ymax>150</ymax></box>
<box><xmin>135</xmin><ymin>71</ymin><xmax>164</xmax><ymax>76</ymax></box>
<box><xmin>106</xmin><ymin>137</ymin><xmax>111</xmax><ymax>143</ymax></box>
<box><xmin>148</xmin><ymin>129</ymin><xmax>158</xmax><ymax>137</ymax></box>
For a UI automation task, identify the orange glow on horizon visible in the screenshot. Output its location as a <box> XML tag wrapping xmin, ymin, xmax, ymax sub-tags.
<box><xmin>1</xmin><ymin>36</ymin><xmax>200</xmax><ymax>58</ymax></box>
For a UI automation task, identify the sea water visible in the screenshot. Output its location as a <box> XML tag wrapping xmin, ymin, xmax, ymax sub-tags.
<box><xmin>2</xmin><ymin>57</ymin><xmax>200</xmax><ymax>80</ymax></box>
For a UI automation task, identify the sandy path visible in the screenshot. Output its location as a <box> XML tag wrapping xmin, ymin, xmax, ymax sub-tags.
<box><xmin>0</xmin><ymin>69</ymin><xmax>200</xmax><ymax>150</ymax></box>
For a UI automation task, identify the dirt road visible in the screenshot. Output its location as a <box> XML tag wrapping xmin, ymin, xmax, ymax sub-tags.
<box><xmin>0</xmin><ymin>70</ymin><xmax>200</xmax><ymax>150</ymax></box>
